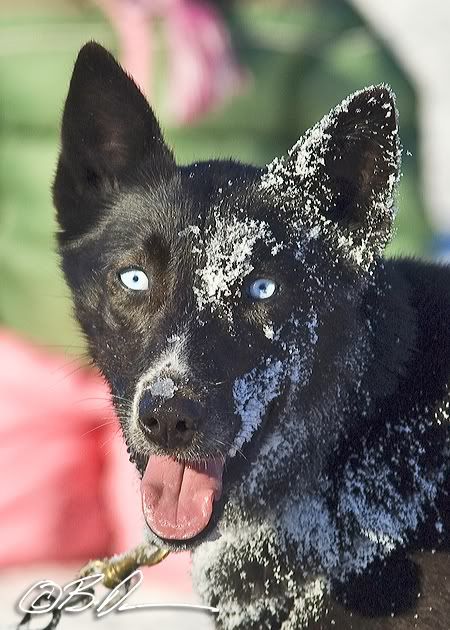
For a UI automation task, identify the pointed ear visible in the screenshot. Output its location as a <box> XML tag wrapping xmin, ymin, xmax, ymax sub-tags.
<box><xmin>53</xmin><ymin>42</ymin><xmax>175</xmax><ymax>242</ymax></box>
<box><xmin>263</xmin><ymin>86</ymin><xmax>401</xmax><ymax>268</ymax></box>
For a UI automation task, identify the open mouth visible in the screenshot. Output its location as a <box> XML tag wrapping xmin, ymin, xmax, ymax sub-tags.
<box><xmin>138</xmin><ymin>388</ymin><xmax>288</xmax><ymax>543</ymax></box>
<box><xmin>141</xmin><ymin>455</ymin><xmax>224</xmax><ymax>540</ymax></box>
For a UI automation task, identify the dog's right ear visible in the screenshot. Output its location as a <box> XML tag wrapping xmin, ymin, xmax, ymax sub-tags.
<box><xmin>53</xmin><ymin>42</ymin><xmax>175</xmax><ymax>243</ymax></box>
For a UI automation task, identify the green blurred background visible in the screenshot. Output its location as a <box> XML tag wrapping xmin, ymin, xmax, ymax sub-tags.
<box><xmin>0</xmin><ymin>0</ymin><xmax>430</xmax><ymax>351</ymax></box>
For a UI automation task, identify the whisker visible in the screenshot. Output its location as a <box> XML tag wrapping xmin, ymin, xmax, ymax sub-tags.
<box><xmin>73</xmin><ymin>395</ymin><xmax>133</xmax><ymax>406</ymax></box>
<box><xmin>80</xmin><ymin>419</ymin><xmax>119</xmax><ymax>438</ymax></box>
<box><xmin>100</xmin><ymin>427</ymin><xmax>125</xmax><ymax>453</ymax></box>
<box><xmin>204</xmin><ymin>379</ymin><xmax>231</xmax><ymax>388</ymax></box>
<box><xmin>210</xmin><ymin>437</ymin><xmax>247</xmax><ymax>461</ymax></box>
<box><xmin>37</xmin><ymin>343</ymin><xmax>88</xmax><ymax>352</ymax></box>
<box><xmin>50</xmin><ymin>362</ymin><xmax>93</xmax><ymax>385</ymax></box>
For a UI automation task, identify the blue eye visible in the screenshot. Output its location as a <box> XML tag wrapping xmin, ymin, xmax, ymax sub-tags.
<box><xmin>248</xmin><ymin>278</ymin><xmax>277</xmax><ymax>300</ymax></box>
<box><xmin>119</xmin><ymin>268</ymin><xmax>149</xmax><ymax>291</ymax></box>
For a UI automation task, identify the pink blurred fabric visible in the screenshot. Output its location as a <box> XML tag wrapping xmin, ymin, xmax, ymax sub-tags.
<box><xmin>0</xmin><ymin>330</ymin><xmax>192</xmax><ymax>590</ymax></box>
<box><xmin>95</xmin><ymin>0</ymin><xmax>247</xmax><ymax>124</ymax></box>
<box><xmin>165</xmin><ymin>0</ymin><xmax>247</xmax><ymax>124</ymax></box>
<box><xmin>0</xmin><ymin>330</ymin><xmax>141</xmax><ymax>565</ymax></box>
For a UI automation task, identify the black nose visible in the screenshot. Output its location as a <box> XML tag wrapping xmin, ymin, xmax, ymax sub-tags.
<box><xmin>138</xmin><ymin>394</ymin><xmax>200</xmax><ymax>450</ymax></box>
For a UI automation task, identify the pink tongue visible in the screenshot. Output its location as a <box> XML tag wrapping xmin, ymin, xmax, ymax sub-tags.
<box><xmin>141</xmin><ymin>455</ymin><xmax>223</xmax><ymax>540</ymax></box>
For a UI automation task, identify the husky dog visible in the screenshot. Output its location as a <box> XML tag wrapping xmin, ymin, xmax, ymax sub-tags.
<box><xmin>54</xmin><ymin>43</ymin><xmax>450</xmax><ymax>629</ymax></box>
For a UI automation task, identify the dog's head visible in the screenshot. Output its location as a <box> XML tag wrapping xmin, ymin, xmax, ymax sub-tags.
<box><xmin>54</xmin><ymin>43</ymin><xmax>400</xmax><ymax>549</ymax></box>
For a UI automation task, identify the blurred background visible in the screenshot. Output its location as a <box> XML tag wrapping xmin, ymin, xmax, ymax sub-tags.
<box><xmin>0</xmin><ymin>0</ymin><xmax>449</xmax><ymax>628</ymax></box>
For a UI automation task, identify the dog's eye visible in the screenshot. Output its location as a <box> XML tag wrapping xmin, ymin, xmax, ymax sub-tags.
<box><xmin>248</xmin><ymin>278</ymin><xmax>277</xmax><ymax>300</ymax></box>
<box><xmin>119</xmin><ymin>268</ymin><xmax>149</xmax><ymax>291</ymax></box>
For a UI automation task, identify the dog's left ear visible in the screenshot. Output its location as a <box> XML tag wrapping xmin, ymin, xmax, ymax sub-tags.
<box><xmin>54</xmin><ymin>42</ymin><xmax>175</xmax><ymax>243</ymax></box>
<box><xmin>262</xmin><ymin>86</ymin><xmax>401</xmax><ymax>268</ymax></box>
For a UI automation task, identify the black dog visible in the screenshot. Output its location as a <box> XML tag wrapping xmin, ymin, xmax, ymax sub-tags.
<box><xmin>54</xmin><ymin>43</ymin><xmax>450</xmax><ymax>629</ymax></box>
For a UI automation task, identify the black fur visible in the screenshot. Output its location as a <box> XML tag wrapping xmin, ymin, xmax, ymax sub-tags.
<box><xmin>54</xmin><ymin>43</ymin><xmax>450</xmax><ymax>629</ymax></box>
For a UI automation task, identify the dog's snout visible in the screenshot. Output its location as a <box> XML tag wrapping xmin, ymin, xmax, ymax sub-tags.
<box><xmin>138</xmin><ymin>394</ymin><xmax>200</xmax><ymax>450</ymax></box>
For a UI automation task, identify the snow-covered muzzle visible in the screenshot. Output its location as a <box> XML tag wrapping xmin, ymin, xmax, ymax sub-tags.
<box><xmin>132</xmin><ymin>330</ymin><xmax>319</xmax><ymax>548</ymax></box>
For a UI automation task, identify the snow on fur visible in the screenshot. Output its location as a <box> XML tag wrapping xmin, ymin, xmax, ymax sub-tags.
<box><xmin>230</xmin><ymin>358</ymin><xmax>284</xmax><ymax>456</ymax></box>
<box><xmin>188</xmin><ymin>88</ymin><xmax>446</xmax><ymax>629</ymax></box>
<box><xmin>193</xmin><ymin>401</ymin><xmax>446</xmax><ymax>628</ymax></box>
<box><xmin>229</xmin><ymin>308</ymin><xmax>319</xmax><ymax>457</ymax></box>
<box><xmin>193</xmin><ymin>213</ymin><xmax>274</xmax><ymax>320</ymax></box>
<box><xmin>261</xmin><ymin>85</ymin><xmax>401</xmax><ymax>272</ymax></box>
<box><xmin>149</xmin><ymin>376</ymin><xmax>177</xmax><ymax>399</ymax></box>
